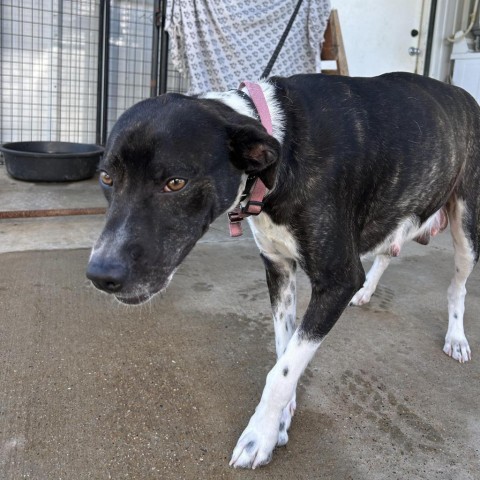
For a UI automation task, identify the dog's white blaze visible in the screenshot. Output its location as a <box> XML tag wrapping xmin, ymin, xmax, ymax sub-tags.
<box><xmin>230</xmin><ymin>332</ymin><xmax>321</xmax><ymax>468</ymax></box>
<box><xmin>444</xmin><ymin>199</ymin><xmax>473</xmax><ymax>362</ymax></box>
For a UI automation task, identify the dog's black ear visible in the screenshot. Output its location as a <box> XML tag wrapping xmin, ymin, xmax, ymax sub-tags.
<box><xmin>227</xmin><ymin>124</ymin><xmax>281</xmax><ymax>189</ymax></box>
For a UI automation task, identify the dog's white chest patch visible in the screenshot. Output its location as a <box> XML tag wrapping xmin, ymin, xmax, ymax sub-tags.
<box><xmin>248</xmin><ymin>213</ymin><xmax>299</xmax><ymax>260</ymax></box>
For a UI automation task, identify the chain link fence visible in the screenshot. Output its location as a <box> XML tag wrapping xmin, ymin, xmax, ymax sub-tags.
<box><xmin>0</xmin><ymin>0</ymin><xmax>188</xmax><ymax>145</ymax></box>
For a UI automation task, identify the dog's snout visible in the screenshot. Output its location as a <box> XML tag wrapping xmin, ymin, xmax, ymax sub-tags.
<box><xmin>86</xmin><ymin>260</ymin><xmax>127</xmax><ymax>294</ymax></box>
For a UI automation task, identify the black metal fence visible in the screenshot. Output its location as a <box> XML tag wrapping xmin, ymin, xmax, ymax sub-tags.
<box><xmin>0</xmin><ymin>0</ymin><xmax>188</xmax><ymax>146</ymax></box>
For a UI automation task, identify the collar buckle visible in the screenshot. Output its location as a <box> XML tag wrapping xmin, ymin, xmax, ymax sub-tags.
<box><xmin>227</xmin><ymin>177</ymin><xmax>267</xmax><ymax>237</ymax></box>
<box><xmin>242</xmin><ymin>199</ymin><xmax>264</xmax><ymax>216</ymax></box>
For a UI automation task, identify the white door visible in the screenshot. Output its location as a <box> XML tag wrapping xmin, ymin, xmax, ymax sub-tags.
<box><xmin>330</xmin><ymin>0</ymin><xmax>429</xmax><ymax>77</ymax></box>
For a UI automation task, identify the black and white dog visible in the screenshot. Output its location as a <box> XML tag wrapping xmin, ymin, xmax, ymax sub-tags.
<box><xmin>87</xmin><ymin>73</ymin><xmax>480</xmax><ymax>468</ymax></box>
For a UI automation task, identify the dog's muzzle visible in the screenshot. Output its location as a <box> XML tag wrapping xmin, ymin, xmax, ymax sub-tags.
<box><xmin>86</xmin><ymin>261</ymin><xmax>153</xmax><ymax>305</ymax></box>
<box><xmin>86</xmin><ymin>257</ymin><xmax>173</xmax><ymax>305</ymax></box>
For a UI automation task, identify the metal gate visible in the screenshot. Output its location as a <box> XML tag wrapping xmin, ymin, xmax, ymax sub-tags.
<box><xmin>0</xmin><ymin>0</ymin><xmax>188</xmax><ymax>146</ymax></box>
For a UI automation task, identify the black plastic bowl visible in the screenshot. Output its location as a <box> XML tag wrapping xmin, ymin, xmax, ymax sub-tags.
<box><xmin>0</xmin><ymin>141</ymin><xmax>104</xmax><ymax>182</ymax></box>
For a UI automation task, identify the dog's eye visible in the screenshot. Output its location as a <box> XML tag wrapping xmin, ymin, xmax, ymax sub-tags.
<box><xmin>164</xmin><ymin>178</ymin><xmax>186</xmax><ymax>192</ymax></box>
<box><xmin>100</xmin><ymin>171</ymin><xmax>113</xmax><ymax>187</ymax></box>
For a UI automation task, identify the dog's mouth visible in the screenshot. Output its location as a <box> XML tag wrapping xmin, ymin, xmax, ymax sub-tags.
<box><xmin>115</xmin><ymin>293</ymin><xmax>153</xmax><ymax>305</ymax></box>
<box><xmin>114</xmin><ymin>269</ymin><xmax>177</xmax><ymax>305</ymax></box>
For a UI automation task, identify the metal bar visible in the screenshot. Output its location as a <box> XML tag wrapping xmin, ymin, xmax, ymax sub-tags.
<box><xmin>0</xmin><ymin>208</ymin><xmax>107</xmax><ymax>220</ymax></box>
<box><xmin>55</xmin><ymin>1</ymin><xmax>65</xmax><ymax>140</ymax></box>
<box><xmin>423</xmin><ymin>0</ymin><xmax>437</xmax><ymax>77</ymax></box>
<box><xmin>96</xmin><ymin>0</ymin><xmax>106</xmax><ymax>145</ymax></box>
<box><xmin>150</xmin><ymin>0</ymin><xmax>161</xmax><ymax>97</ymax></box>
<box><xmin>159</xmin><ymin>0</ymin><xmax>169</xmax><ymax>94</ymax></box>
<box><xmin>101</xmin><ymin>0</ymin><xmax>111</xmax><ymax>145</ymax></box>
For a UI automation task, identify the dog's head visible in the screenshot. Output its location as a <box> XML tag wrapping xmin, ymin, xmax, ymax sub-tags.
<box><xmin>86</xmin><ymin>93</ymin><xmax>280</xmax><ymax>304</ymax></box>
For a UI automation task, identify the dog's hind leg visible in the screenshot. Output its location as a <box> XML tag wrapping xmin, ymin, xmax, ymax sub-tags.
<box><xmin>443</xmin><ymin>197</ymin><xmax>475</xmax><ymax>362</ymax></box>
<box><xmin>350</xmin><ymin>254</ymin><xmax>391</xmax><ymax>306</ymax></box>
<box><xmin>261</xmin><ymin>254</ymin><xmax>297</xmax><ymax>446</ymax></box>
<box><xmin>350</xmin><ymin>209</ymin><xmax>449</xmax><ymax>307</ymax></box>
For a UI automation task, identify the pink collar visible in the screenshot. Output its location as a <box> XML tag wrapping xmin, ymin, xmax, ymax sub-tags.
<box><xmin>228</xmin><ymin>81</ymin><xmax>272</xmax><ymax>237</ymax></box>
<box><xmin>239</xmin><ymin>81</ymin><xmax>273</xmax><ymax>135</ymax></box>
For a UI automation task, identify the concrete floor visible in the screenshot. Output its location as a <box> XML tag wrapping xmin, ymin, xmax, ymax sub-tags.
<box><xmin>0</xmin><ymin>164</ymin><xmax>479</xmax><ymax>479</ymax></box>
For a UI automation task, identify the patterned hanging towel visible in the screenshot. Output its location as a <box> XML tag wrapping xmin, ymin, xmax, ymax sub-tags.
<box><xmin>165</xmin><ymin>0</ymin><xmax>331</xmax><ymax>94</ymax></box>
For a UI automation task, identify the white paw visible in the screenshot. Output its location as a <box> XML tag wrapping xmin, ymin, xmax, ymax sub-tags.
<box><xmin>277</xmin><ymin>394</ymin><xmax>296</xmax><ymax>446</ymax></box>
<box><xmin>350</xmin><ymin>286</ymin><xmax>373</xmax><ymax>306</ymax></box>
<box><xmin>230</xmin><ymin>410</ymin><xmax>279</xmax><ymax>469</ymax></box>
<box><xmin>443</xmin><ymin>335</ymin><xmax>472</xmax><ymax>363</ymax></box>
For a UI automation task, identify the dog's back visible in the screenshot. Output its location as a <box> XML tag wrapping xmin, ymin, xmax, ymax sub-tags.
<box><xmin>267</xmin><ymin>73</ymin><xmax>480</xmax><ymax>255</ymax></box>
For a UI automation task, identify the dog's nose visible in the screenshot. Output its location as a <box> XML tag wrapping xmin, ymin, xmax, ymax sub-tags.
<box><xmin>86</xmin><ymin>261</ymin><xmax>127</xmax><ymax>293</ymax></box>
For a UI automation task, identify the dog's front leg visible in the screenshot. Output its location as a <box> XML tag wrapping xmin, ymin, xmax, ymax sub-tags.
<box><xmin>262</xmin><ymin>254</ymin><xmax>297</xmax><ymax>446</ymax></box>
<box><xmin>230</xmin><ymin>276</ymin><xmax>360</xmax><ymax>469</ymax></box>
<box><xmin>230</xmin><ymin>330</ymin><xmax>320</xmax><ymax>469</ymax></box>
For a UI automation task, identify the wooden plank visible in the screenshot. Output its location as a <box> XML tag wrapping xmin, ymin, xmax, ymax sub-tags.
<box><xmin>321</xmin><ymin>9</ymin><xmax>349</xmax><ymax>76</ymax></box>
<box><xmin>0</xmin><ymin>207</ymin><xmax>106</xmax><ymax>219</ymax></box>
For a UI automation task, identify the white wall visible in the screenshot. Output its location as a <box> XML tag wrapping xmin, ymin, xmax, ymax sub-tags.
<box><xmin>330</xmin><ymin>0</ymin><xmax>425</xmax><ymax>77</ymax></box>
<box><xmin>330</xmin><ymin>0</ymin><xmax>477</xmax><ymax>80</ymax></box>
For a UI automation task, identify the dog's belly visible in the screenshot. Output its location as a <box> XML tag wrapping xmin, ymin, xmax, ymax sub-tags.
<box><xmin>248</xmin><ymin>213</ymin><xmax>299</xmax><ymax>260</ymax></box>
<box><xmin>365</xmin><ymin>208</ymin><xmax>448</xmax><ymax>258</ymax></box>
<box><xmin>250</xmin><ymin>208</ymin><xmax>447</xmax><ymax>262</ymax></box>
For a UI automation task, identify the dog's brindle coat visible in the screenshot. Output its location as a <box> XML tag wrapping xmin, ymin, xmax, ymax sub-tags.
<box><xmin>87</xmin><ymin>73</ymin><xmax>480</xmax><ymax>468</ymax></box>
